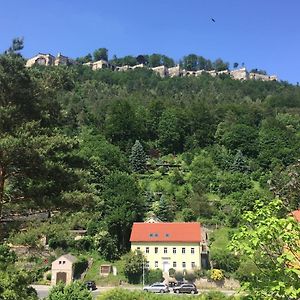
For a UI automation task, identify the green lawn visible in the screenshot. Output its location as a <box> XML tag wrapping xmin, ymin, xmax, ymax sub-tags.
<box><xmin>84</xmin><ymin>252</ymin><xmax>126</xmax><ymax>286</ymax></box>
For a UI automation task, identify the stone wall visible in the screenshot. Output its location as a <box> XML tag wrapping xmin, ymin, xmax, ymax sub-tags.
<box><xmin>195</xmin><ymin>278</ymin><xmax>240</xmax><ymax>290</ymax></box>
<box><xmin>26</xmin><ymin>54</ymin><xmax>278</xmax><ymax>82</ymax></box>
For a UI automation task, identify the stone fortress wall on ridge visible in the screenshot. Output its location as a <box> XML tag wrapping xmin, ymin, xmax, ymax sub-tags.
<box><xmin>26</xmin><ymin>53</ymin><xmax>278</xmax><ymax>82</ymax></box>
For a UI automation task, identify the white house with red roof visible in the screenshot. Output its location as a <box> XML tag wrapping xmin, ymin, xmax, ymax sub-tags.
<box><xmin>130</xmin><ymin>222</ymin><xmax>208</xmax><ymax>272</ymax></box>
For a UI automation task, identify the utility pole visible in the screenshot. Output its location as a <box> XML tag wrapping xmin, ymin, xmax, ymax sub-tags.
<box><xmin>142</xmin><ymin>257</ymin><xmax>145</xmax><ymax>287</ymax></box>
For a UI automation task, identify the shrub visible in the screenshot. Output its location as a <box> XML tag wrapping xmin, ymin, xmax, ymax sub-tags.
<box><xmin>48</xmin><ymin>281</ymin><xmax>92</xmax><ymax>300</ymax></box>
<box><xmin>184</xmin><ymin>271</ymin><xmax>196</xmax><ymax>282</ymax></box>
<box><xmin>94</xmin><ymin>231</ymin><xmax>119</xmax><ymax>261</ymax></box>
<box><xmin>124</xmin><ymin>251</ymin><xmax>144</xmax><ymax>284</ymax></box>
<box><xmin>74</xmin><ymin>257</ymin><xmax>88</xmax><ymax>279</ymax></box>
<box><xmin>209</xmin><ymin>269</ymin><xmax>224</xmax><ymax>281</ymax></box>
<box><xmin>194</xmin><ymin>268</ymin><xmax>207</xmax><ymax>279</ymax></box>
<box><xmin>174</xmin><ymin>271</ymin><xmax>183</xmax><ymax>281</ymax></box>
<box><xmin>204</xmin><ymin>291</ymin><xmax>230</xmax><ymax>300</ymax></box>
<box><xmin>145</xmin><ymin>269</ymin><xmax>163</xmax><ymax>284</ymax></box>
<box><xmin>74</xmin><ymin>237</ymin><xmax>93</xmax><ymax>251</ymax></box>
<box><xmin>48</xmin><ymin>236</ymin><xmax>73</xmax><ymax>250</ymax></box>
<box><xmin>168</xmin><ymin>268</ymin><xmax>176</xmax><ymax>277</ymax></box>
<box><xmin>210</xmin><ymin>249</ymin><xmax>240</xmax><ymax>272</ymax></box>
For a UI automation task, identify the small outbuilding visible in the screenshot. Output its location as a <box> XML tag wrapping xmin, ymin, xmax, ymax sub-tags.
<box><xmin>51</xmin><ymin>254</ymin><xmax>77</xmax><ymax>285</ymax></box>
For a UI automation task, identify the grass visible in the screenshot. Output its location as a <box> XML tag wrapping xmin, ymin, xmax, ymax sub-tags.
<box><xmin>84</xmin><ymin>252</ymin><xmax>127</xmax><ymax>286</ymax></box>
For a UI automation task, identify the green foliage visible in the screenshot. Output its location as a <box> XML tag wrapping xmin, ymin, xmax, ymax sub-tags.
<box><xmin>184</xmin><ymin>271</ymin><xmax>196</xmax><ymax>282</ymax></box>
<box><xmin>0</xmin><ymin>244</ymin><xmax>16</xmax><ymax>269</ymax></box>
<box><xmin>96</xmin><ymin>288</ymin><xmax>236</xmax><ymax>299</ymax></box>
<box><xmin>174</xmin><ymin>271</ymin><xmax>184</xmax><ymax>281</ymax></box>
<box><xmin>145</xmin><ymin>269</ymin><xmax>163</xmax><ymax>284</ymax></box>
<box><xmin>74</xmin><ymin>257</ymin><xmax>88</xmax><ymax>279</ymax></box>
<box><xmin>47</xmin><ymin>281</ymin><xmax>92</xmax><ymax>300</ymax></box>
<box><xmin>123</xmin><ymin>250</ymin><xmax>144</xmax><ymax>284</ymax></box>
<box><xmin>130</xmin><ymin>140</ymin><xmax>147</xmax><ymax>173</ymax></box>
<box><xmin>93</xmin><ymin>48</ymin><xmax>108</xmax><ymax>62</ymax></box>
<box><xmin>230</xmin><ymin>199</ymin><xmax>300</xmax><ymax>299</ymax></box>
<box><xmin>0</xmin><ymin>270</ymin><xmax>38</xmax><ymax>300</ymax></box>
<box><xmin>168</xmin><ymin>268</ymin><xmax>176</xmax><ymax>277</ymax></box>
<box><xmin>210</xmin><ymin>250</ymin><xmax>240</xmax><ymax>273</ymax></box>
<box><xmin>0</xmin><ymin>244</ymin><xmax>38</xmax><ymax>300</ymax></box>
<box><xmin>102</xmin><ymin>172</ymin><xmax>145</xmax><ymax>251</ymax></box>
<box><xmin>230</xmin><ymin>150</ymin><xmax>249</xmax><ymax>173</ymax></box>
<box><xmin>94</xmin><ymin>231</ymin><xmax>119</xmax><ymax>261</ymax></box>
<box><xmin>158</xmin><ymin>108</ymin><xmax>185</xmax><ymax>154</ymax></box>
<box><xmin>155</xmin><ymin>196</ymin><xmax>175</xmax><ymax>222</ymax></box>
<box><xmin>181</xmin><ymin>207</ymin><xmax>197</xmax><ymax>222</ymax></box>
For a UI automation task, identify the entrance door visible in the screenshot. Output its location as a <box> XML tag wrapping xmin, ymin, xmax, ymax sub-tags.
<box><xmin>56</xmin><ymin>272</ymin><xmax>67</xmax><ymax>284</ymax></box>
<box><xmin>162</xmin><ymin>261</ymin><xmax>170</xmax><ymax>272</ymax></box>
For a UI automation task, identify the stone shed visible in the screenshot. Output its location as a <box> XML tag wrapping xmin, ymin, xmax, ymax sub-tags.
<box><xmin>51</xmin><ymin>254</ymin><xmax>77</xmax><ymax>285</ymax></box>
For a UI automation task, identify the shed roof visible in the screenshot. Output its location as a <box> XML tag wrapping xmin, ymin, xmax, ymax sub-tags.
<box><xmin>53</xmin><ymin>253</ymin><xmax>77</xmax><ymax>264</ymax></box>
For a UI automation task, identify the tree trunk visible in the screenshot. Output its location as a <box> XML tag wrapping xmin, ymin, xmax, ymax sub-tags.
<box><xmin>0</xmin><ymin>165</ymin><xmax>5</xmax><ymax>218</ymax></box>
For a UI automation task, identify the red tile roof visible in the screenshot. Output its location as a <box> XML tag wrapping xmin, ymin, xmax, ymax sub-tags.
<box><xmin>292</xmin><ymin>210</ymin><xmax>300</xmax><ymax>222</ymax></box>
<box><xmin>130</xmin><ymin>222</ymin><xmax>202</xmax><ymax>243</ymax></box>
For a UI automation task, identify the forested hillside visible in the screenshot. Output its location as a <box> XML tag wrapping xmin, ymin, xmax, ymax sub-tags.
<box><xmin>1</xmin><ymin>41</ymin><xmax>300</xmax><ymax>299</ymax></box>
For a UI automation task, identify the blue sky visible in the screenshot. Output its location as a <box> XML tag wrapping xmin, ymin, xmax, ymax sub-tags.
<box><xmin>1</xmin><ymin>0</ymin><xmax>299</xmax><ymax>83</ymax></box>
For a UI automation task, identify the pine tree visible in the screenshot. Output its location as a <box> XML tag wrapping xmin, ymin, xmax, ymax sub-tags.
<box><xmin>130</xmin><ymin>140</ymin><xmax>147</xmax><ymax>173</ymax></box>
<box><xmin>231</xmin><ymin>150</ymin><xmax>249</xmax><ymax>173</ymax></box>
<box><xmin>156</xmin><ymin>196</ymin><xmax>174</xmax><ymax>222</ymax></box>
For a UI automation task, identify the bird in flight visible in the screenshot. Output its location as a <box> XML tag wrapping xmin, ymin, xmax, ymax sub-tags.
<box><xmin>211</xmin><ymin>18</ymin><xmax>216</xmax><ymax>22</ymax></box>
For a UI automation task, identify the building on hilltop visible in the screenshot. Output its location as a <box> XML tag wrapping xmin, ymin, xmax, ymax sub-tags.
<box><xmin>26</xmin><ymin>53</ymin><xmax>74</xmax><ymax>67</ymax></box>
<box><xmin>249</xmin><ymin>72</ymin><xmax>278</xmax><ymax>81</ymax></box>
<box><xmin>130</xmin><ymin>222</ymin><xmax>209</xmax><ymax>273</ymax></box>
<box><xmin>54</xmin><ymin>52</ymin><xmax>75</xmax><ymax>66</ymax></box>
<box><xmin>230</xmin><ymin>67</ymin><xmax>249</xmax><ymax>80</ymax></box>
<box><xmin>26</xmin><ymin>53</ymin><xmax>55</xmax><ymax>67</ymax></box>
<box><xmin>84</xmin><ymin>59</ymin><xmax>112</xmax><ymax>70</ymax></box>
<box><xmin>25</xmin><ymin>53</ymin><xmax>279</xmax><ymax>82</ymax></box>
<box><xmin>151</xmin><ymin>65</ymin><xmax>169</xmax><ymax>77</ymax></box>
<box><xmin>168</xmin><ymin>65</ymin><xmax>182</xmax><ymax>77</ymax></box>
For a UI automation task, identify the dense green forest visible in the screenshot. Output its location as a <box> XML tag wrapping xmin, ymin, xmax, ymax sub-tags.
<box><xmin>1</xmin><ymin>40</ymin><xmax>300</xmax><ymax>299</ymax></box>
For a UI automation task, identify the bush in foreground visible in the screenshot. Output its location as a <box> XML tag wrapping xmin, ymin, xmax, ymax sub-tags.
<box><xmin>96</xmin><ymin>288</ymin><xmax>241</xmax><ymax>300</ymax></box>
<box><xmin>47</xmin><ymin>281</ymin><xmax>92</xmax><ymax>300</ymax></box>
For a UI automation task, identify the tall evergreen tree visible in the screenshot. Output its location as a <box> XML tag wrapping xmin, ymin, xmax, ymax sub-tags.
<box><xmin>231</xmin><ymin>150</ymin><xmax>249</xmax><ymax>173</ymax></box>
<box><xmin>129</xmin><ymin>140</ymin><xmax>147</xmax><ymax>173</ymax></box>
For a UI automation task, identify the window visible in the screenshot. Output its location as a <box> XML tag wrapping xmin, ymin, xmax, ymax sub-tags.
<box><xmin>182</xmin><ymin>247</ymin><xmax>186</xmax><ymax>254</ymax></box>
<box><xmin>146</xmin><ymin>247</ymin><xmax>149</xmax><ymax>253</ymax></box>
<box><xmin>145</xmin><ymin>261</ymin><xmax>150</xmax><ymax>268</ymax></box>
<box><xmin>155</xmin><ymin>261</ymin><xmax>158</xmax><ymax>268</ymax></box>
<box><xmin>137</xmin><ymin>247</ymin><xmax>140</xmax><ymax>251</ymax></box>
<box><xmin>155</xmin><ymin>247</ymin><xmax>158</xmax><ymax>254</ymax></box>
<box><xmin>63</xmin><ymin>261</ymin><xmax>65</xmax><ymax>264</ymax></box>
<box><xmin>191</xmin><ymin>247</ymin><xmax>195</xmax><ymax>254</ymax></box>
<box><xmin>182</xmin><ymin>262</ymin><xmax>186</xmax><ymax>268</ymax></box>
<box><xmin>173</xmin><ymin>261</ymin><xmax>177</xmax><ymax>268</ymax></box>
<box><xmin>59</xmin><ymin>261</ymin><xmax>62</xmax><ymax>264</ymax></box>
<box><xmin>165</xmin><ymin>233</ymin><xmax>170</xmax><ymax>237</ymax></box>
<box><xmin>173</xmin><ymin>247</ymin><xmax>176</xmax><ymax>254</ymax></box>
<box><xmin>191</xmin><ymin>262</ymin><xmax>195</xmax><ymax>269</ymax></box>
<box><xmin>164</xmin><ymin>247</ymin><xmax>168</xmax><ymax>254</ymax></box>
